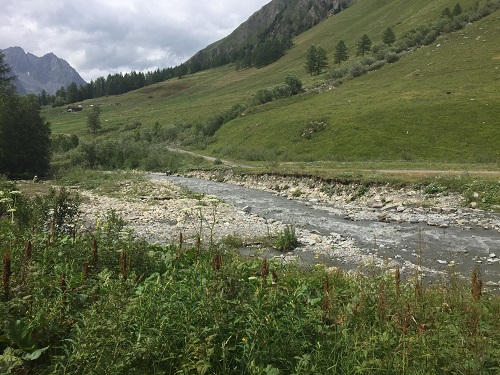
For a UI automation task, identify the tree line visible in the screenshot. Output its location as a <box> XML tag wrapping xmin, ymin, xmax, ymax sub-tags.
<box><xmin>303</xmin><ymin>1</ymin><xmax>490</xmax><ymax>76</ymax></box>
<box><xmin>37</xmin><ymin>65</ymin><xmax>186</xmax><ymax>107</ymax></box>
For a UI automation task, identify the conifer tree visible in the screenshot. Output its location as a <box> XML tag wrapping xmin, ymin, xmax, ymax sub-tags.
<box><xmin>333</xmin><ymin>40</ymin><xmax>348</xmax><ymax>65</ymax></box>
<box><xmin>356</xmin><ymin>34</ymin><xmax>372</xmax><ymax>57</ymax></box>
<box><xmin>382</xmin><ymin>27</ymin><xmax>396</xmax><ymax>46</ymax></box>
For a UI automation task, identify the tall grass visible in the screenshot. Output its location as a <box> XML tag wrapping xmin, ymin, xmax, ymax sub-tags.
<box><xmin>0</xmin><ymin>187</ymin><xmax>499</xmax><ymax>374</ymax></box>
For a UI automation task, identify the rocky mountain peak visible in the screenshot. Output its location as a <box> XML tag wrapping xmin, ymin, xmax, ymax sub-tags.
<box><xmin>1</xmin><ymin>46</ymin><xmax>86</xmax><ymax>95</ymax></box>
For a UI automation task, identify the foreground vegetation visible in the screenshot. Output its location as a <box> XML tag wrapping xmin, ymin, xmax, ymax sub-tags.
<box><xmin>1</xmin><ymin>179</ymin><xmax>499</xmax><ymax>374</ymax></box>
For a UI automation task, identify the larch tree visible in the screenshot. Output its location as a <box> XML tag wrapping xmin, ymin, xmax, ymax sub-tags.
<box><xmin>333</xmin><ymin>40</ymin><xmax>348</xmax><ymax>65</ymax></box>
<box><xmin>382</xmin><ymin>27</ymin><xmax>396</xmax><ymax>46</ymax></box>
<box><xmin>356</xmin><ymin>34</ymin><xmax>372</xmax><ymax>57</ymax></box>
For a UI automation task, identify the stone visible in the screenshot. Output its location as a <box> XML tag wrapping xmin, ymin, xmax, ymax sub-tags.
<box><xmin>485</xmin><ymin>281</ymin><xmax>499</xmax><ymax>287</ymax></box>
<box><xmin>437</xmin><ymin>260</ymin><xmax>448</xmax><ymax>265</ymax></box>
<box><xmin>370</xmin><ymin>200</ymin><xmax>384</xmax><ymax>208</ymax></box>
<box><xmin>242</xmin><ymin>206</ymin><xmax>252</xmax><ymax>213</ymax></box>
<box><xmin>489</xmin><ymin>253</ymin><xmax>497</xmax><ymax>258</ymax></box>
<box><xmin>470</xmin><ymin>202</ymin><xmax>477</xmax><ymax>208</ymax></box>
<box><xmin>382</xmin><ymin>203</ymin><xmax>399</xmax><ymax>211</ymax></box>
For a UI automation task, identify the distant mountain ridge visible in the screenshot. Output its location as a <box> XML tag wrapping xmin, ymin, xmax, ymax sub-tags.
<box><xmin>189</xmin><ymin>0</ymin><xmax>353</xmax><ymax>68</ymax></box>
<box><xmin>1</xmin><ymin>46</ymin><xmax>86</xmax><ymax>95</ymax></box>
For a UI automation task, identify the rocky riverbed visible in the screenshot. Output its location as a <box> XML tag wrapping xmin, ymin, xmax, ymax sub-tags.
<box><xmin>77</xmin><ymin>171</ymin><xmax>500</xmax><ymax>292</ymax></box>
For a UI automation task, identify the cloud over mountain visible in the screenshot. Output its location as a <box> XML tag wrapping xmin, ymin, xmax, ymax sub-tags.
<box><xmin>0</xmin><ymin>0</ymin><xmax>270</xmax><ymax>81</ymax></box>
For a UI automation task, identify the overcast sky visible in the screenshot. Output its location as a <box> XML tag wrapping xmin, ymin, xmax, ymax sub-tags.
<box><xmin>1</xmin><ymin>0</ymin><xmax>270</xmax><ymax>82</ymax></box>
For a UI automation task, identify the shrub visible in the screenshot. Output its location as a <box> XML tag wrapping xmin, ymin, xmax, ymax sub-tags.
<box><xmin>385</xmin><ymin>52</ymin><xmax>400</xmax><ymax>63</ymax></box>
<box><xmin>222</xmin><ymin>103</ymin><xmax>246</xmax><ymax>123</ymax></box>
<box><xmin>349</xmin><ymin>63</ymin><xmax>367</xmax><ymax>77</ymax></box>
<box><xmin>367</xmin><ymin>60</ymin><xmax>386</xmax><ymax>71</ymax></box>
<box><xmin>327</xmin><ymin>65</ymin><xmax>349</xmax><ymax>80</ymax></box>
<box><xmin>424</xmin><ymin>182</ymin><xmax>447</xmax><ymax>195</ymax></box>
<box><xmin>52</xmin><ymin>134</ymin><xmax>79</xmax><ymax>153</ymax></box>
<box><xmin>272</xmin><ymin>84</ymin><xmax>292</xmax><ymax>100</ymax></box>
<box><xmin>255</xmin><ymin>89</ymin><xmax>274</xmax><ymax>105</ymax></box>
<box><xmin>360</xmin><ymin>56</ymin><xmax>377</xmax><ymax>66</ymax></box>
<box><xmin>274</xmin><ymin>225</ymin><xmax>299</xmax><ymax>252</ymax></box>
<box><xmin>284</xmin><ymin>73</ymin><xmax>303</xmax><ymax>95</ymax></box>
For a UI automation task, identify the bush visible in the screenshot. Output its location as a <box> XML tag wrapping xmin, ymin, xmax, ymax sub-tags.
<box><xmin>385</xmin><ymin>52</ymin><xmax>400</xmax><ymax>63</ymax></box>
<box><xmin>274</xmin><ymin>225</ymin><xmax>299</xmax><ymax>252</ymax></box>
<box><xmin>327</xmin><ymin>65</ymin><xmax>349</xmax><ymax>80</ymax></box>
<box><xmin>52</xmin><ymin>134</ymin><xmax>79</xmax><ymax>153</ymax></box>
<box><xmin>349</xmin><ymin>63</ymin><xmax>367</xmax><ymax>77</ymax></box>
<box><xmin>255</xmin><ymin>89</ymin><xmax>274</xmax><ymax>105</ymax></box>
<box><xmin>367</xmin><ymin>60</ymin><xmax>386</xmax><ymax>71</ymax></box>
<box><xmin>272</xmin><ymin>84</ymin><xmax>292</xmax><ymax>100</ymax></box>
<box><xmin>222</xmin><ymin>103</ymin><xmax>246</xmax><ymax>123</ymax></box>
<box><xmin>360</xmin><ymin>56</ymin><xmax>377</xmax><ymax>66</ymax></box>
<box><xmin>284</xmin><ymin>73</ymin><xmax>303</xmax><ymax>95</ymax></box>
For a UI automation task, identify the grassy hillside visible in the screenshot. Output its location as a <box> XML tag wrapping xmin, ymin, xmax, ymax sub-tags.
<box><xmin>44</xmin><ymin>0</ymin><xmax>500</xmax><ymax>166</ymax></box>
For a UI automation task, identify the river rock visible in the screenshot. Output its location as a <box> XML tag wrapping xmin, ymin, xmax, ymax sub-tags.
<box><xmin>370</xmin><ymin>200</ymin><xmax>384</xmax><ymax>208</ymax></box>
<box><xmin>382</xmin><ymin>203</ymin><xmax>399</xmax><ymax>211</ymax></box>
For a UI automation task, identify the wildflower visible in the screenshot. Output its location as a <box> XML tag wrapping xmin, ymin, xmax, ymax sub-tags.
<box><xmin>242</xmin><ymin>337</ymin><xmax>247</xmax><ymax>342</ymax></box>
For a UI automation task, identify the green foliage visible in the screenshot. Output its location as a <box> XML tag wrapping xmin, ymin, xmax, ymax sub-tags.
<box><xmin>0</xmin><ymin>94</ymin><xmax>51</xmax><ymax>178</ymax></box>
<box><xmin>305</xmin><ymin>45</ymin><xmax>329</xmax><ymax>75</ymax></box>
<box><xmin>453</xmin><ymin>3</ymin><xmax>463</xmax><ymax>16</ymax></box>
<box><xmin>254</xmin><ymin>38</ymin><xmax>289</xmax><ymax>68</ymax></box>
<box><xmin>0</xmin><ymin>52</ymin><xmax>15</xmax><ymax>94</ymax></box>
<box><xmin>333</xmin><ymin>40</ymin><xmax>349</xmax><ymax>65</ymax></box>
<box><xmin>254</xmin><ymin>88</ymin><xmax>273</xmax><ymax>105</ymax></box>
<box><xmin>461</xmin><ymin>179</ymin><xmax>500</xmax><ymax>208</ymax></box>
<box><xmin>0</xmin><ymin>187</ymin><xmax>500</xmax><ymax>373</ymax></box>
<box><xmin>356</xmin><ymin>34</ymin><xmax>372</xmax><ymax>57</ymax></box>
<box><xmin>43</xmin><ymin>0</ymin><xmax>500</xmax><ymax>167</ymax></box>
<box><xmin>284</xmin><ymin>73</ymin><xmax>303</xmax><ymax>95</ymax></box>
<box><xmin>86</xmin><ymin>106</ymin><xmax>101</xmax><ymax>134</ymax></box>
<box><xmin>51</xmin><ymin>133</ymin><xmax>79</xmax><ymax>153</ymax></box>
<box><xmin>274</xmin><ymin>225</ymin><xmax>299</xmax><ymax>252</ymax></box>
<box><xmin>351</xmin><ymin>184</ymin><xmax>369</xmax><ymax>201</ymax></box>
<box><xmin>382</xmin><ymin>27</ymin><xmax>396</xmax><ymax>46</ymax></box>
<box><xmin>424</xmin><ymin>182</ymin><xmax>447</xmax><ymax>195</ymax></box>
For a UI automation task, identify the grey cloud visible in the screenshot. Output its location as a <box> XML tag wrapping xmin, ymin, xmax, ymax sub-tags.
<box><xmin>1</xmin><ymin>0</ymin><xmax>270</xmax><ymax>81</ymax></box>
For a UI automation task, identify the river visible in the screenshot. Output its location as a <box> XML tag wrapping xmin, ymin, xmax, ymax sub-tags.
<box><xmin>151</xmin><ymin>173</ymin><xmax>500</xmax><ymax>291</ymax></box>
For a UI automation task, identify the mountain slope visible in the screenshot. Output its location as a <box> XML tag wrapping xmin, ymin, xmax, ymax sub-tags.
<box><xmin>189</xmin><ymin>0</ymin><xmax>352</xmax><ymax>68</ymax></box>
<box><xmin>2</xmin><ymin>46</ymin><xmax>86</xmax><ymax>95</ymax></box>
<box><xmin>44</xmin><ymin>0</ymin><xmax>500</xmax><ymax>165</ymax></box>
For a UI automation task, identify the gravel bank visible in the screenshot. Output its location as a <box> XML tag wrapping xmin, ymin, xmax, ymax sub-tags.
<box><xmin>77</xmin><ymin>171</ymin><xmax>499</xmax><ymax>291</ymax></box>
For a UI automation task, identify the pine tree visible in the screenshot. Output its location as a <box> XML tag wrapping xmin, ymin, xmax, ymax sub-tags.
<box><xmin>356</xmin><ymin>34</ymin><xmax>372</xmax><ymax>57</ymax></box>
<box><xmin>305</xmin><ymin>45</ymin><xmax>329</xmax><ymax>75</ymax></box>
<box><xmin>316</xmin><ymin>47</ymin><xmax>329</xmax><ymax>75</ymax></box>
<box><xmin>452</xmin><ymin>3</ymin><xmax>462</xmax><ymax>16</ymax></box>
<box><xmin>382</xmin><ymin>27</ymin><xmax>396</xmax><ymax>46</ymax></box>
<box><xmin>0</xmin><ymin>54</ymin><xmax>51</xmax><ymax>177</ymax></box>
<box><xmin>333</xmin><ymin>40</ymin><xmax>348</xmax><ymax>65</ymax></box>
<box><xmin>0</xmin><ymin>51</ymin><xmax>15</xmax><ymax>94</ymax></box>
<box><xmin>305</xmin><ymin>45</ymin><xmax>318</xmax><ymax>75</ymax></box>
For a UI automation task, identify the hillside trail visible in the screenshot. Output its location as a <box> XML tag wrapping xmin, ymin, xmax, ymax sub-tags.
<box><xmin>166</xmin><ymin>147</ymin><xmax>500</xmax><ymax>176</ymax></box>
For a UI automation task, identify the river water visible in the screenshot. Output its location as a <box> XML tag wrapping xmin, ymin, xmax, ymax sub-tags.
<box><xmin>152</xmin><ymin>174</ymin><xmax>500</xmax><ymax>291</ymax></box>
